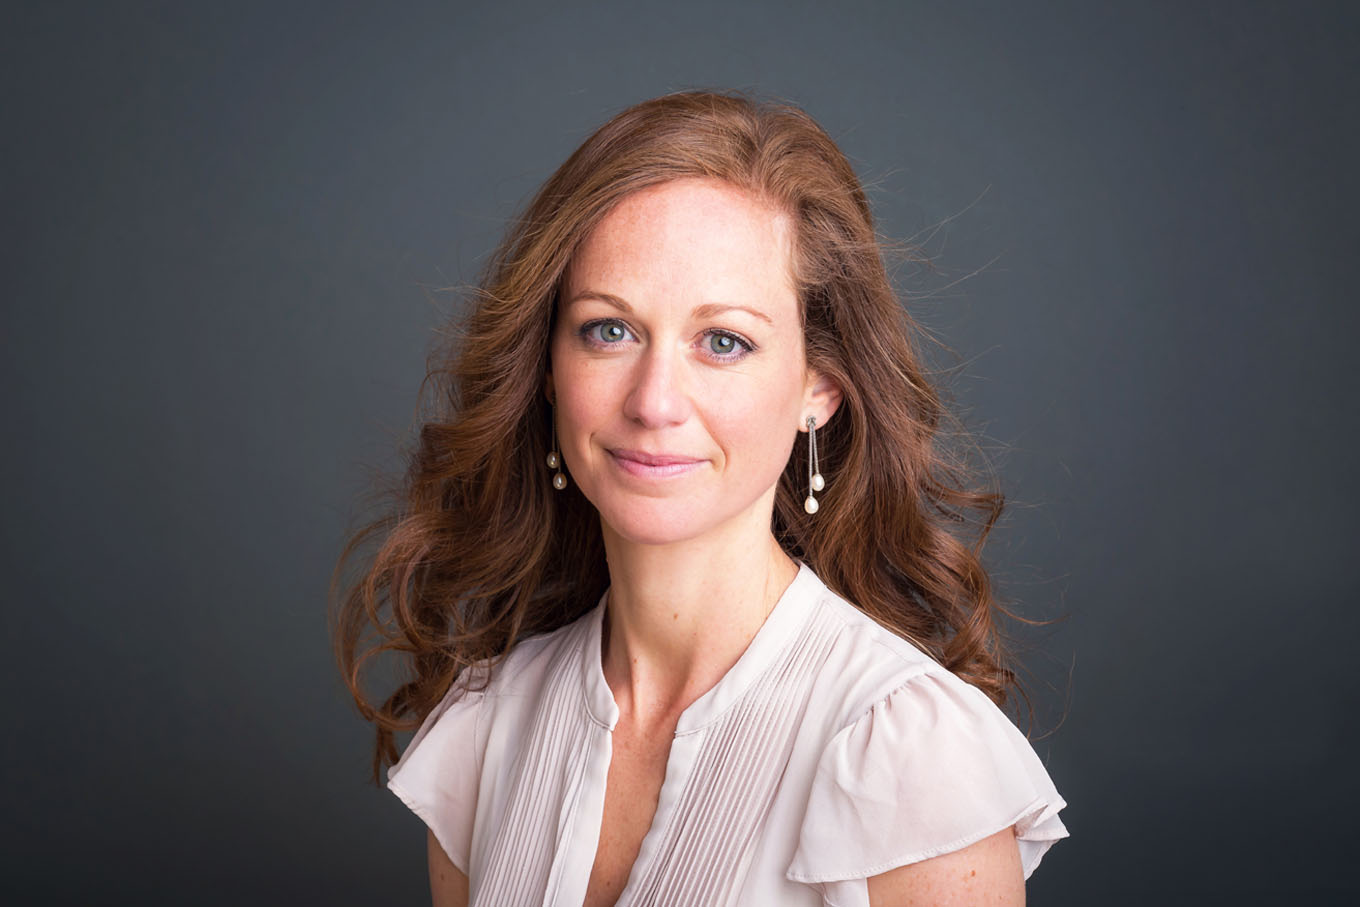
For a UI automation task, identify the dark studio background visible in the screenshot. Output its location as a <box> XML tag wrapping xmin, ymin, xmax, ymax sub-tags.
<box><xmin>4</xmin><ymin>1</ymin><xmax>1357</xmax><ymax>903</ymax></box>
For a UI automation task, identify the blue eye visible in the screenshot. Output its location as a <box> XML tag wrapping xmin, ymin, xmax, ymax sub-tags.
<box><xmin>583</xmin><ymin>320</ymin><xmax>633</xmax><ymax>345</ymax></box>
<box><xmin>705</xmin><ymin>330</ymin><xmax>753</xmax><ymax>360</ymax></box>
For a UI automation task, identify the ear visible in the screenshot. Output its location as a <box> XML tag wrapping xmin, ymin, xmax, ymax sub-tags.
<box><xmin>544</xmin><ymin>367</ymin><xmax>555</xmax><ymax>406</ymax></box>
<box><xmin>801</xmin><ymin>369</ymin><xmax>843</xmax><ymax>431</ymax></box>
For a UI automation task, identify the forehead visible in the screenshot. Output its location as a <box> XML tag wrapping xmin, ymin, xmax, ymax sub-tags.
<box><xmin>565</xmin><ymin>178</ymin><xmax>797</xmax><ymax>309</ymax></box>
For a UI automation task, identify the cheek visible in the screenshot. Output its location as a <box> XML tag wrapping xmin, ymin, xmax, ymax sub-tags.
<box><xmin>704</xmin><ymin>369</ymin><xmax>803</xmax><ymax>473</ymax></box>
<box><xmin>551</xmin><ymin>355</ymin><xmax>617</xmax><ymax>441</ymax></box>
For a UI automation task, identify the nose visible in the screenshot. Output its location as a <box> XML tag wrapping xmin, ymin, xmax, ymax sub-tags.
<box><xmin>622</xmin><ymin>343</ymin><xmax>691</xmax><ymax>428</ymax></box>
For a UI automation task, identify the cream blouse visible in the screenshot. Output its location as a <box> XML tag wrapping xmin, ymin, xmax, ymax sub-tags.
<box><xmin>387</xmin><ymin>563</ymin><xmax>1068</xmax><ymax>906</ymax></box>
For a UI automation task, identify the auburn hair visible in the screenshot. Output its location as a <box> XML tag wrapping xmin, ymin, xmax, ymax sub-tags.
<box><xmin>332</xmin><ymin>91</ymin><xmax>1019</xmax><ymax>782</ymax></box>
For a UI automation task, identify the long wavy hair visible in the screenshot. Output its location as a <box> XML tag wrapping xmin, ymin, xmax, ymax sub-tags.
<box><xmin>332</xmin><ymin>91</ymin><xmax>1019</xmax><ymax>782</ymax></box>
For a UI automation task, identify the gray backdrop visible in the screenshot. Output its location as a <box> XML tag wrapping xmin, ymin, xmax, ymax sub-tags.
<box><xmin>5</xmin><ymin>1</ymin><xmax>1357</xmax><ymax>903</ymax></box>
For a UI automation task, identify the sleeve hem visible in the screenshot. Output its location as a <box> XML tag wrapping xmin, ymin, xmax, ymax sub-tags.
<box><xmin>386</xmin><ymin>776</ymin><xmax>472</xmax><ymax>877</ymax></box>
<box><xmin>786</xmin><ymin>793</ymin><xmax>1065</xmax><ymax>884</ymax></box>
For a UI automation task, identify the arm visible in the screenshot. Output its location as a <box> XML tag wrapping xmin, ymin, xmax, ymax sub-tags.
<box><xmin>427</xmin><ymin>828</ymin><xmax>470</xmax><ymax>907</ymax></box>
<box><xmin>867</xmin><ymin>825</ymin><xmax>1025</xmax><ymax>907</ymax></box>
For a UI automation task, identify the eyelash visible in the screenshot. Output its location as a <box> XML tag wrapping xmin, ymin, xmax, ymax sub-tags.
<box><xmin>579</xmin><ymin>318</ymin><xmax>756</xmax><ymax>362</ymax></box>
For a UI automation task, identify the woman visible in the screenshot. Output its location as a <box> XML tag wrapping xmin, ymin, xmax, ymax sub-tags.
<box><xmin>333</xmin><ymin>91</ymin><xmax>1068</xmax><ymax>906</ymax></box>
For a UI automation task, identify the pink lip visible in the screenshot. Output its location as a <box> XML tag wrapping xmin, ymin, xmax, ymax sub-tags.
<box><xmin>607</xmin><ymin>448</ymin><xmax>706</xmax><ymax>478</ymax></box>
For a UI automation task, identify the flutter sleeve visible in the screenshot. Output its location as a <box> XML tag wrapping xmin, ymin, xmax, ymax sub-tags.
<box><xmin>385</xmin><ymin>682</ymin><xmax>487</xmax><ymax>875</ymax></box>
<box><xmin>786</xmin><ymin>668</ymin><xmax>1068</xmax><ymax>891</ymax></box>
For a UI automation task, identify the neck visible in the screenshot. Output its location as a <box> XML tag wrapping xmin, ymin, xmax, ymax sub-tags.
<box><xmin>598</xmin><ymin>510</ymin><xmax>798</xmax><ymax>724</ymax></box>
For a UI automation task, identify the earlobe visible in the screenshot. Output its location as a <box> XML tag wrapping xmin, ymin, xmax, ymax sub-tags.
<box><xmin>544</xmin><ymin>371</ymin><xmax>555</xmax><ymax>406</ymax></box>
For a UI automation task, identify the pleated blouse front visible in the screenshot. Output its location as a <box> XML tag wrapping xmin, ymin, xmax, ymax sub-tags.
<box><xmin>387</xmin><ymin>564</ymin><xmax>1068</xmax><ymax>906</ymax></box>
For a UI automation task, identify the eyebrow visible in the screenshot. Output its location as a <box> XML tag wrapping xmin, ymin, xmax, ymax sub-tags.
<box><xmin>566</xmin><ymin>290</ymin><xmax>774</xmax><ymax>325</ymax></box>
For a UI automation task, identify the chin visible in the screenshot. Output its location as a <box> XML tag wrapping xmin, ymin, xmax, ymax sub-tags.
<box><xmin>586</xmin><ymin>493</ymin><xmax>723</xmax><ymax>548</ymax></box>
<box><xmin>601</xmin><ymin>509</ymin><xmax>711</xmax><ymax>547</ymax></box>
<box><xmin>595</xmin><ymin>483</ymin><xmax>786</xmax><ymax>549</ymax></box>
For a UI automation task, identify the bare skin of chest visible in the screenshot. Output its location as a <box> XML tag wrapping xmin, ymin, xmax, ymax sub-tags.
<box><xmin>582</xmin><ymin>719</ymin><xmax>676</xmax><ymax>907</ymax></box>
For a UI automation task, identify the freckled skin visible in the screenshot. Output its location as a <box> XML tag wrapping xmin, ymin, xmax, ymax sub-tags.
<box><xmin>548</xmin><ymin>178</ymin><xmax>835</xmax><ymax>907</ymax></box>
<box><xmin>546</xmin><ymin>178</ymin><xmax>818</xmax><ymax>551</ymax></box>
<box><xmin>425</xmin><ymin>177</ymin><xmax>1025</xmax><ymax>907</ymax></box>
<box><xmin>426</xmin><ymin>829</ymin><xmax>468</xmax><ymax>907</ymax></box>
<box><xmin>864</xmin><ymin>826</ymin><xmax>1025</xmax><ymax>906</ymax></box>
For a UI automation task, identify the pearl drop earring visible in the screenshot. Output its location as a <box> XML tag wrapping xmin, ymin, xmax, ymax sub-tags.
<box><xmin>547</xmin><ymin>415</ymin><xmax>567</xmax><ymax>491</ymax></box>
<box><xmin>804</xmin><ymin>416</ymin><xmax>824</xmax><ymax>514</ymax></box>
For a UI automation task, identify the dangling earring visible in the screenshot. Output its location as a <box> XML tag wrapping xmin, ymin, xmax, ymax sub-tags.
<box><xmin>547</xmin><ymin>413</ymin><xmax>567</xmax><ymax>491</ymax></box>
<box><xmin>804</xmin><ymin>415</ymin><xmax>824</xmax><ymax>514</ymax></box>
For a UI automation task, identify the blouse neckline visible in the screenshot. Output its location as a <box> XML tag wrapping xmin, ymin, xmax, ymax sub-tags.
<box><xmin>579</xmin><ymin>562</ymin><xmax>821</xmax><ymax>734</ymax></box>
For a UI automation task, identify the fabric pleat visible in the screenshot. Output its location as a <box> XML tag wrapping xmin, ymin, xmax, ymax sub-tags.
<box><xmin>386</xmin><ymin>564</ymin><xmax>1069</xmax><ymax>906</ymax></box>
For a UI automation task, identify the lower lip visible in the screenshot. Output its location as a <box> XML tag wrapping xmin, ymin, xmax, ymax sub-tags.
<box><xmin>607</xmin><ymin>451</ymin><xmax>705</xmax><ymax>479</ymax></box>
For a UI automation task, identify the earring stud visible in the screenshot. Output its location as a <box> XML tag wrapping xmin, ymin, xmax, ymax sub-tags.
<box><xmin>804</xmin><ymin>416</ymin><xmax>824</xmax><ymax>514</ymax></box>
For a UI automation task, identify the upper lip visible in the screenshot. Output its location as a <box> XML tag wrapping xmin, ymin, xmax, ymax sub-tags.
<box><xmin>608</xmin><ymin>448</ymin><xmax>704</xmax><ymax>466</ymax></box>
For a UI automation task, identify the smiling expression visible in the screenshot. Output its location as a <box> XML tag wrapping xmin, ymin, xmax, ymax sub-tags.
<box><xmin>547</xmin><ymin>177</ymin><xmax>834</xmax><ymax>547</ymax></box>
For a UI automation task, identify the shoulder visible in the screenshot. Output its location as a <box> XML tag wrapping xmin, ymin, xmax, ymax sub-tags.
<box><xmin>389</xmin><ymin>606</ymin><xmax>597</xmax><ymax>776</ymax></box>
<box><xmin>384</xmin><ymin>606</ymin><xmax>600</xmax><ymax>875</ymax></box>
<box><xmin>799</xmin><ymin>574</ymin><xmax>957</xmax><ymax>728</ymax></box>
<box><xmin>786</xmin><ymin>569</ymin><xmax>1069</xmax><ymax>887</ymax></box>
<box><xmin>809</xmin><ymin>578</ymin><xmax>936</xmax><ymax>669</ymax></box>
<box><xmin>471</xmin><ymin>612</ymin><xmax>591</xmax><ymax>701</ymax></box>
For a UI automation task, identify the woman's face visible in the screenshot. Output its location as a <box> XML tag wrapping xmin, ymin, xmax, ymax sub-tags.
<box><xmin>548</xmin><ymin>177</ymin><xmax>838</xmax><ymax>548</ymax></box>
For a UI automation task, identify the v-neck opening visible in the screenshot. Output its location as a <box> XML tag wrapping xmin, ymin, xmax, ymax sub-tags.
<box><xmin>578</xmin><ymin>561</ymin><xmax>821</xmax><ymax>733</ymax></box>
<box><xmin>570</xmin><ymin>562</ymin><xmax>824</xmax><ymax>907</ymax></box>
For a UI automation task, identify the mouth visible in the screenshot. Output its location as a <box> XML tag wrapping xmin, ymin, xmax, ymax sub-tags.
<box><xmin>606</xmin><ymin>448</ymin><xmax>706</xmax><ymax>479</ymax></box>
